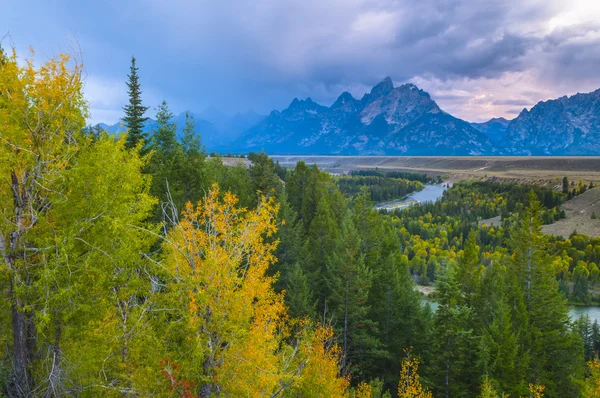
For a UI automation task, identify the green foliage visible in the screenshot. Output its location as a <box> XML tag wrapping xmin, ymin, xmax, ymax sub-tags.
<box><xmin>147</xmin><ymin>100</ymin><xmax>187</xmax><ymax>223</ymax></box>
<box><xmin>247</xmin><ymin>151</ymin><xmax>282</xmax><ymax>203</ymax></box>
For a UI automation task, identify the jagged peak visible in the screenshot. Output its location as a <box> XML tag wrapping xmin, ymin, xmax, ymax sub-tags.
<box><xmin>371</xmin><ymin>76</ymin><xmax>394</xmax><ymax>95</ymax></box>
<box><xmin>361</xmin><ymin>77</ymin><xmax>394</xmax><ymax>104</ymax></box>
<box><xmin>399</xmin><ymin>82</ymin><xmax>418</xmax><ymax>90</ymax></box>
<box><xmin>331</xmin><ymin>91</ymin><xmax>358</xmax><ymax>109</ymax></box>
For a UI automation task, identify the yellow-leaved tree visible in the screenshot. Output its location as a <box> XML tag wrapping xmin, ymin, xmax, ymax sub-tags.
<box><xmin>0</xmin><ymin>46</ymin><xmax>87</xmax><ymax>396</ymax></box>
<box><xmin>0</xmin><ymin>47</ymin><xmax>157</xmax><ymax>397</ymax></box>
<box><xmin>398</xmin><ymin>349</ymin><xmax>432</xmax><ymax>398</ymax></box>
<box><xmin>586</xmin><ymin>358</ymin><xmax>600</xmax><ymax>397</ymax></box>
<box><xmin>156</xmin><ymin>184</ymin><xmax>348</xmax><ymax>396</ymax></box>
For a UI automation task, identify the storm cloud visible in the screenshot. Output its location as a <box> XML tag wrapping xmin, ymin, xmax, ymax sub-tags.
<box><xmin>3</xmin><ymin>0</ymin><xmax>600</xmax><ymax>123</ymax></box>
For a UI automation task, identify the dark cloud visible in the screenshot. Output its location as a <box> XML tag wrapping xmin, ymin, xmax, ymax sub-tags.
<box><xmin>3</xmin><ymin>0</ymin><xmax>600</xmax><ymax>124</ymax></box>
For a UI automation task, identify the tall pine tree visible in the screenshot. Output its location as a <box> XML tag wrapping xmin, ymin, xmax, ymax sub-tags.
<box><xmin>507</xmin><ymin>192</ymin><xmax>584</xmax><ymax>396</ymax></box>
<box><xmin>147</xmin><ymin>101</ymin><xmax>185</xmax><ymax>225</ymax></box>
<box><xmin>122</xmin><ymin>56</ymin><xmax>149</xmax><ymax>150</ymax></box>
<box><xmin>326</xmin><ymin>213</ymin><xmax>381</xmax><ymax>380</ymax></box>
<box><xmin>180</xmin><ymin>112</ymin><xmax>206</xmax><ymax>204</ymax></box>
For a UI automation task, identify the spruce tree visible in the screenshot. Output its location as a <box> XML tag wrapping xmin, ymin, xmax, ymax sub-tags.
<box><xmin>352</xmin><ymin>187</ymin><xmax>384</xmax><ymax>268</ymax></box>
<box><xmin>147</xmin><ymin>101</ymin><xmax>185</xmax><ymax>224</ymax></box>
<box><xmin>305</xmin><ymin>196</ymin><xmax>340</xmax><ymax>318</ymax></box>
<box><xmin>180</xmin><ymin>112</ymin><xmax>206</xmax><ymax>204</ymax></box>
<box><xmin>369</xmin><ymin>249</ymin><xmax>426</xmax><ymax>389</ymax></box>
<box><xmin>248</xmin><ymin>151</ymin><xmax>280</xmax><ymax>203</ymax></box>
<box><xmin>456</xmin><ymin>230</ymin><xmax>482</xmax><ymax>305</ymax></box>
<box><xmin>271</xmin><ymin>189</ymin><xmax>306</xmax><ymax>294</ymax></box>
<box><xmin>285</xmin><ymin>262</ymin><xmax>316</xmax><ymax>319</ymax></box>
<box><xmin>562</xmin><ymin>176</ymin><xmax>569</xmax><ymax>194</ymax></box>
<box><xmin>326</xmin><ymin>213</ymin><xmax>381</xmax><ymax>380</ymax></box>
<box><xmin>478</xmin><ymin>261</ymin><xmax>524</xmax><ymax>396</ymax></box>
<box><xmin>507</xmin><ymin>192</ymin><xmax>584</xmax><ymax>396</ymax></box>
<box><xmin>122</xmin><ymin>56</ymin><xmax>149</xmax><ymax>150</ymax></box>
<box><xmin>286</xmin><ymin>161</ymin><xmax>310</xmax><ymax>216</ymax></box>
<box><xmin>430</xmin><ymin>264</ymin><xmax>479</xmax><ymax>398</ymax></box>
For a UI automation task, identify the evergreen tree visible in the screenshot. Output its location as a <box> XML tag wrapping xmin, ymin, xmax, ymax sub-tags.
<box><xmin>248</xmin><ymin>151</ymin><xmax>281</xmax><ymax>203</ymax></box>
<box><xmin>122</xmin><ymin>56</ymin><xmax>149</xmax><ymax>150</ymax></box>
<box><xmin>369</xmin><ymin>249</ymin><xmax>427</xmax><ymax>389</ymax></box>
<box><xmin>352</xmin><ymin>187</ymin><xmax>384</xmax><ymax>268</ymax></box>
<box><xmin>180</xmin><ymin>111</ymin><xmax>206</xmax><ymax>204</ymax></box>
<box><xmin>430</xmin><ymin>265</ymin><xmax>479</xmax><ymax>398</ymax></box>
<box><xmin>306</xmin><ymin>195</ymin><xmax>340</xmax><ymax>318</ymax></box>
<box><xmin>508</xmin><ymin>192</ymin><xmax>584</xmax><ymax>396</ymax></box>
<box><xmin>273</xmin><ymin>190</ymin><xmax>305</xmax><ymax>287</ymax></box>
<box><xmin>574</xmin><ymin>315</ymin><xmax>594</xmax><ymax>361</ymax></box>
<box><xmin>286</xmin><ymin>161</ymin><xmax>310</xmax><ymax>216</ymax></box>
<box><xmin>326</xmin><ymin>213</ymin><xmax>382</xmax><ymax>379</ymax></box>
<box><xmin>562</xmin><ymin>176</ymin><xmax>569</xmax><ymax>194</ymax></box>
<box><xmin>478</xmin><ymin>261</ymin><xmax>524</xmax><ymax>396</ymax></box>
<box><xmin>147</xmin><ymin>100</ymin><xmax>185</xmax><ymax>225</ymax></box>
<box><xmin>456</xmin><ymin>230</ymin><xmax>482</xmax><ymax>305</ymax></box>
<box><xmin>285</xmin><ymin>262</ymin><xmax>316</xmax><ymax>319</ymax></box>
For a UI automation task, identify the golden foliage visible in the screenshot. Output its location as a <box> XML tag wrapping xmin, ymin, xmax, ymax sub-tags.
<box><xmin>586</xmin><ymin>358</ymin><xmax>600</xmax><ymax>397</ymax></box>
<box><xmin>354</xmin><ymin>381</ymin><xmax>374</xmax><ymax>398</ymax></box>
<box><xmin>398</xmin><ymin>349</ymin><xmax>432</xmax><ymax>398</ymax></box>
<box><xmin>527</xmin><ymin>383</ymin><xmax>545</xmax><ymax>398</ymax></box>
<box><xmin>161</xmin><ymin>184</ymin><xmax>348</xmax><ymax>396</ymax></box>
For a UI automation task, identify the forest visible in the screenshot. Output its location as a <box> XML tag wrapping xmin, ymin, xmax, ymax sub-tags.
<box><xmin>2</xmin><ymin>48</ymin><xmax>600</xmax><ymax>398</ymax></box>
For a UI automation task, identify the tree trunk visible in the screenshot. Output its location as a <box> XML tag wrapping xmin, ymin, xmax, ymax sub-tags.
<box><xmin>383</xmin><ymin>282</ymin><xmax>391</xmax><ymax>381</ymax></box>
<box><xmin>10</xmin><ymin>285</ymin><xmax>33</xmax><ymax>398</ymax></box>
<box><xmin>342</xmin><ymin>274</ymin><xmax>349</xmax><ymax>375</ymax></box>
<box><xmin>445</xmin><ymin>356</ymin><xmax>450</xmax><ymax>398</ymax></box>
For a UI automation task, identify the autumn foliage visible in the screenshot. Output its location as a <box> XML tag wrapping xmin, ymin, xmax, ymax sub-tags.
<box><xmin>398</xmin><ymin>349</ymin><xmax>432</xmax><ymax>398</ymax></box>
<box><xmin>158</xmin><ymin>184</ymin><xmax>348</xmax><ymax>396</ymax></box>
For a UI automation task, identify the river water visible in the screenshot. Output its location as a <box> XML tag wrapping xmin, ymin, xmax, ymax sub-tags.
<box><xmin>422</xmin><ymin>299</ymin><xmax>600</xmax><ymax>324</ymax></box>
<box><xmin>373</xmin><ymin>183</ymin><xmax>448</xmax><ymax>211</ymax></box>
<box><xmin>569</xmin><ymin>306</ymin><xmax>600</xmax><ymax>323</ymax></box>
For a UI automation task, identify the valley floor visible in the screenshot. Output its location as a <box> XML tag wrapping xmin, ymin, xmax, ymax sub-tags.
<box><xmin>270</xmin><ymin>155</ymin><xmax>600</xmax><ymax>184</ymax></box>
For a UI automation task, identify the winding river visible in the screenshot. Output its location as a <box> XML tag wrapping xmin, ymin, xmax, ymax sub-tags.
<box><xmin>373</xmin><ymin>183</ymin><xmax>448</xmax><ymax>211</ymax></box>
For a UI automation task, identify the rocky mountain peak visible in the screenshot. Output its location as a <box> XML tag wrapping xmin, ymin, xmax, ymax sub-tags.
<box><xmin>361</xmin><ymin>77</ymin><xmax>394</xmax><ymax>104</ymax></box>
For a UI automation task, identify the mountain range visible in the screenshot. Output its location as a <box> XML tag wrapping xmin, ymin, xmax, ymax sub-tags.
<box><xmin>97</xmin><ymin>78</ymin><xmax>600</xmax><ymax>156</ymax></box>
<box><xmin>231</xmin><ymin>77</ymin><xmax>496</xmax><ymax>155</ymax></box>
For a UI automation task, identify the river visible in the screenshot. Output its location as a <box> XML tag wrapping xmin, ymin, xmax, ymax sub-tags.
<box><xmin>422</xmin><ymin>299</ymin><xmax>600</xmax><ymax>324</ymax></box>
<box><xmin>373</xmin><ymin>183</ymin><xmax>448</xmax><ymax>211</ymax></box>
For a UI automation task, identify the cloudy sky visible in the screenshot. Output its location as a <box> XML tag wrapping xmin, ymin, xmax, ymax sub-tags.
<box><xmin>3</xmin><ymin>0</ymin><xmax>600</xmax><ymax>124</ymax></box>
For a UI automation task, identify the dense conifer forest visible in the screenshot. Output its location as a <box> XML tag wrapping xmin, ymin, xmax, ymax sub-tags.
<box><xmin>4</xmin><ymin>48</ymin><xmax>600</xmax><ymax>397</ymax></box>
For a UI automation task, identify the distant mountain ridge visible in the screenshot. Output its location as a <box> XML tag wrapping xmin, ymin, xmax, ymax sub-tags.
<box><xmin>502</xmin><ymin>89</ymin><xmax>600</xmax><ymax>155</ymax></box>
<box><xmin>471</xmin><ymin>117</ymin><xmax>510</xmax><ymax>145</ymax></box>
<box><xmin>97</xmin><ymin>80</ymin><xmax>600</xmax><ymax>155</ymax></box>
